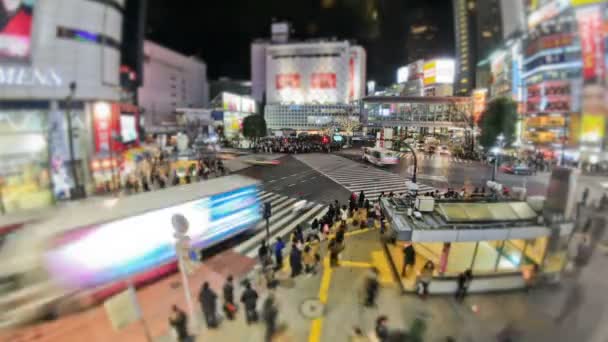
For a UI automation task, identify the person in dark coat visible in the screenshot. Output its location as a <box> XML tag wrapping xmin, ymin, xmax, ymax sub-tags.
<box><xmin>223</xmin><ymin>275</ymin><xmax>236</xmax><ymax>319</ymax></box>
<box><xmin>455</xmin><ymin>269</ymin><xmax>473</xmax><ymax>301</ymax></box>
<box><xmin>375</xmin><ymin>315</ymin><xmax>390</xmax><ymax>341</ymax></box>
<box><xmin>358</xmin><ymin>190</ymin><xmax>365</xmax><ymax>208</ymax></box>
<box><xmin>401</xmin><ymin>243</ymin><xmax>416</xmax><ymax>277</ymax></box>
<box><xmin>198</xmin><ymin>282</ymin><xmax>218</xmax><ymax>328</ymax></box>
<box><xmin>169</xmin><ymin>305</ymin><xmax>189</xmax><ymax>342</ymax></box>
<box><xmin>241</xmin><ymin>282</ymin><xmax>259</xmax><ymax>324</ymax></box>
<box><xmin>294</xmin><ymin>225</ymin><xmax>304</xmax><ymax>244</ymax></box>
<box><xmin>258</xmin><ymin>239</ymin><xmax>270</xmax><ymax>266</ymax></box>
<box><xmin>262</xmin><ymin>293</ymin><xmax>279</xmax><ymax>342</ymax></box>
<box><xmin>364</xmin><ymin>268</ymin><xmax>380</xmax><ymax>307</ymax></box>
<box><xmin>274</xmin><ymin>237</ymin><xmax>285</xmax><ymax>270</ymax></box>
<box><xmin>290</xmin><ymin>243</ymin><xmax>303</xmax><ymax>277</ymax></box>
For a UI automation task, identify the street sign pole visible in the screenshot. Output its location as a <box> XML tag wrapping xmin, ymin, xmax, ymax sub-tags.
<box><xmin>171</xmin><ymin>214</ymin><xmax>197</xmax><ymax>332</ymax></box>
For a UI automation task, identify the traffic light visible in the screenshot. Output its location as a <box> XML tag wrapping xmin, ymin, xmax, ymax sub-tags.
<box><xmin>263</xmin><ymin>202</ymin><xmax>272</xmax><ymax>219</ymax></box>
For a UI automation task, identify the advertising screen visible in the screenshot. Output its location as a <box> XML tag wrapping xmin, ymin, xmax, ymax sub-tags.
<box><xmin>120</xmin><ymin>114</ymin><xmax>137</xmax><ymax>143</ymax></box>
<box><xmin>310</xmin><ymin>73</ymin><xmax>336</xmax><ymax>89</ymax></box>
<box><xmin>45</xmin><ymin>185</ymin><xmax>261</xmax><ymax>288</ymax></box>
<box><xmin>0</xmin><ymin>0</ymin><xmax>36</xmax><ymax>61</ymax></box>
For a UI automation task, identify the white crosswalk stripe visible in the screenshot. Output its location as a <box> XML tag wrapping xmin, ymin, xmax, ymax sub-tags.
<box><xmin>233</xmin><ymin>190</ymin><xmax>327</xmax><ymax>258</ymax></box>
<box><xmin>294</xmin><ymin>154</ymin><xmax>435</xmax><ymax>201</ymax></box>
<box><xmin>414</xmin><ymin>154</ymin><xmax>475</xmax><ymax>164</ymax></box>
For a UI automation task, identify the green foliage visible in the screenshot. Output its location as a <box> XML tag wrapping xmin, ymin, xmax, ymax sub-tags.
<box><xmin>478</xmin><ymin>97</ymin><xmax>518</xmax><ymax>151</ymax></box>
<box><xmin>242</xmin><ymin>115</ymin><xmax>267</xmax><ymax>142</ymax></box>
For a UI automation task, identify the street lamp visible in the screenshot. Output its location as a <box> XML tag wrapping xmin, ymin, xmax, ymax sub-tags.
<box><xmin>171</xmin><ymin>214</ymin><xmax>197</xmax><ymax>331</ymax></box>
<box><xmin>491</xmin><ymin>134</ymin><xmax>505</xmax><ymax>181</ymax></box>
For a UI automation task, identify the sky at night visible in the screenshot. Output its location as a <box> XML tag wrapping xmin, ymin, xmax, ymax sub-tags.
<box><xmin>146</xmin><ymin>0</ymin><xmax>454</xmax><ymax>86</ymax></box>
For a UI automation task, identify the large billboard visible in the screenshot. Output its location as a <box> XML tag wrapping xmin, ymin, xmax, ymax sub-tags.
<box><xmin>266</xmin><ymin>42</ymin><xmax>357</xmax><ymax>104</ymax></box>
<box><xmin>0</xmin><ymin>0</ymin><xmax>36</xmax><ymax>62</ymax></box>
<box><xmin>423</xmin><ymin>59</ymin><xmax>455</xmax><ymax>86</ymax></box>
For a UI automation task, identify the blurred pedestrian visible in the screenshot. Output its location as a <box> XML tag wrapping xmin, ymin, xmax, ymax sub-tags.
<box><xmin>375</xmin><ymin>316</ymin><xmax>389</xmax><ymax>342</ymax></box>
<box><xmin>198</xmin><ymin>282</ymin><xmax>218</xmax><ymax>328</ymax></box>
<box><xmin>259</xmin><ymin>239</ymin><xmax>271</xmax><ymax>266</ymax></box>
<box><xmin>169</xmin><ymin>305</ymin><xmax>190</xmax><ymax>342</ymax></box>
<box><xmin>358</xmin><ymin>190</ymin><xmax>365</xmax><ymax>209</ymax></box>
<box><xmin>364</xmin><ymin>268</ymin><xmax>380</xmax><ymax>307</ymax></box>
<box><xmin>303</xmin><ymin>245</ymin><xmax>316</xmax><ymax>275</ymax></box>
<box><xmin>401</xmin><ymin>243</ymin><xmax>416</xmax><ymax>277</ymax></box>
<box><xmin>262</xmin><ymin>293</ymin><xmax>279</xmax><ymax>342</ymax></box>
<box><xmin>455</xmin><ymin>269</ymin><xmax>473</xmax><ymax>301</ymax></box>
<box><xmin>241</xmin><ymin>282</ymin><xmax>259</xmax><ymax>324</ymax></box>
<box><xmin>290</xmin><ymin>243</ymin><xmax>303</xmax><ymax>277</ymax></box>
<box><xmin>274</xmin><ymin>237</ymin><xmax>285</xmax><ymax>271</ymax></box>
<box><xmin>340</xmin><ymin>205</ymin><xmax>348</xmax><ymax>225</ymax></box>
<box><xmin>418</xmin><ymin>261</ymin><xmax>434</xmax><ymax>299</ymax></box>
<box><xmin>223</xmin><ymin>275</ymin><xmax>237</xmax><ymax>320</ymax></box>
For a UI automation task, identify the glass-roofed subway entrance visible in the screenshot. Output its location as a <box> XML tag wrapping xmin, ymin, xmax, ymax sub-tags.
<box><xmin>381</xmin><ymin>196</ymin><xmax>573</xmax><ymax>295</ymax></box>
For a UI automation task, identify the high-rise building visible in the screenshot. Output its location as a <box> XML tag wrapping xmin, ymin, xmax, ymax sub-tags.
<box><xmin>138</xmin><ymin>41</ymin><xmax>209</xmax><ymax>132</ymax></box>
<box><xmin>405</xmin><ymin>6</ymin><xmax>452</xmax><ymax>64</ymax></box>
<box><xmin>453</xmin><ymin>0</ymin><xmax>503</xmax><ymax>96</ymax></box>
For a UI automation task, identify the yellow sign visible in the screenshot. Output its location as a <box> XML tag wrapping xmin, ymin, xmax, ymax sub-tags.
<box><xmin>571</xmin><ymin>0</ymin><xmax>605</xmax><ymax>6</ymax></box>
<box><xmin>581</xmin><ymin>114</ymin><xmax>605</xmax><ymax>142</ymax></box>
<box><xmin>423</xmin><ymin>60</ymin><xmax>436</xmax><ymax>86</ymax></box>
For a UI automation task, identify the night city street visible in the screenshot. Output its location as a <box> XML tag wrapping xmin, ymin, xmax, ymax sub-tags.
<box><xmin>1</xmin><ymin>0</ymin><xmax>608</xmax><ymax>342</ymax></box>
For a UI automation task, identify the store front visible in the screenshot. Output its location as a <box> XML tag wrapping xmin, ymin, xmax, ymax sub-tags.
<box><xmin>382</xmin><ymin>197</ymin><xmax>573</xmax><ymax>294</ymax></box>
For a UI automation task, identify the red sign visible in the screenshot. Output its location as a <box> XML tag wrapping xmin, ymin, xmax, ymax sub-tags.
<box><xmin>276</xmin><ymin>74</ymin><xmax>301</xmax><ymax>89</ymax></box>
<box><xmin>310</xmin><ymin>73</ymin><xmax>337</xmax><ymax>89</ymax></box>
<box><xmin>577</xmin><ymin>8</ymin><xmax>604</xmax><ymax>81</ymax></box>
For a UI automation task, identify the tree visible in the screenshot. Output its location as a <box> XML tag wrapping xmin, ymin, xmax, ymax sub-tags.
<box><xmin>242</xmin><ymin>114</ymin><xmax>267</xmax><ymax>144</ymax></box>
<box><xmin>335</xmin><ymin>115</ymin><xmax>361</xmax><ymax>145</ymax></box>
<box><xmin>478</xmin><ymin>97</ymin><xmax>518</xmax><ymax>151</ymax></box>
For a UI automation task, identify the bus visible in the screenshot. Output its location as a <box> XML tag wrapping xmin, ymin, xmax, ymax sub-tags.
<box><xmin>0</xmin><ymin>175</ymin><xmax>261</xmax><ymax>328</ymax></box>
<box><xmin>362</xmin><ymin>147</ymin><xmax>399</xmax><ymax>166</ymax></box>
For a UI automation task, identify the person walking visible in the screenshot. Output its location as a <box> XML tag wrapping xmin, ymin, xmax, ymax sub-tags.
<box><xmin>198</xmin><ymin>282</ymin><xmax>219</xmax><ymax>328</ymax></box>
<box><xmin>289</xmin><ymin>243</ymin><xmax>303</xmax><ymax>277</ymax></box>
<box><xmin>258</xmin><ymin>239</ymin><xmax>270</xmax><ymax>266</ymax></box>
<box><xmin>169</xmin><ymin>305</ymin><xmax>190</xmax><ymax>342</ymax></box>
<box><xmin>223</xmin><ymin>275</ymin><xmax>237</xmax><ymax>320</ymax></box>
<box><xmin>375</xmin><ymin>316</ymin><xmax>390</xmax><ymax>342</ymax></box>
<box><xmin>262</xmin><ymin>293</ymin><xmax>279</xmax><ymax>342</ymax></box>
<box><xmin>455</xmin><ymin>269</ymin><xmax>473</xmax><ymax>301</ymax></box>
<box><xmin>358</xmin><ymin>190</ymin><xmax>365</xmax><ymax>209</ymax></box>
<box><xmin>303</xmin><ymin>245</ymin><xmax>316</xmax><ymax>275</ymax></box>
<box><xmin>241</xmin><ymin>282</ymin><xmax>259</xmax><ymax>324</ymax></box>
<box><xmin>340</xmin><ymin>205</ymin><xmax>348</xmax><ymax>226</ymax></box>
<box><xmin>274</xmin><ymin>237</ymin><xmax>285</xmax><ymax>271</ymax></box>
<box><xmin>329</xmin><ymin>238</ymin><xmax>340</xmax><ymax>267</ymax></box>
<box><xmin>401</xmin><ymin>243</ymin><xmax>416</xmax><ymax>277</ymax></box>
<box><xmin>364</xmin><ymin>268</ymin><xmax>380</xmax><ymax>307</ymax></box>
<box><xmin>418</xmin><ymin>261</ymin><xmax>435</xmax><ymax>299</ymax></box>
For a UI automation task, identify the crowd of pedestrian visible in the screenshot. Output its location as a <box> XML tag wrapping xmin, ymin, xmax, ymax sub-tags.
<box><xmin>253</xmin><ymin>136</ymin><xmax>341</xmax><ymax>154</ymax></box>
<box><xmin>107</xmin><ymin>150</ymin><xmax>227</xmax><ymax>196</ymax></box>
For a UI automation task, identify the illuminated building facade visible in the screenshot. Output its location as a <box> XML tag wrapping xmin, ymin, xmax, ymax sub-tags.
<box><xmin>522</xmin><ymin>0</ymin><xmax>608</xmax><ymax>165</ymax></box>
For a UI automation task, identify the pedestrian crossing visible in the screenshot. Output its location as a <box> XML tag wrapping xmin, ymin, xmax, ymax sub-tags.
<box><xmin>294</xmin><ymin>154</ymin><xmax>435</xmax><ymax>201</ymax></box>
<box><xmin>394</xmin><ymin>152</ymin><xmax>477</xmax><ymax>164</ymax></box>
<box><xmin>233</xmin><ymin>190</ymin><xmax>328</xmax><ymax>258</ymax></box>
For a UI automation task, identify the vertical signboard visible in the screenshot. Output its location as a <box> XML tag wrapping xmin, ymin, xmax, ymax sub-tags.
<box><xmin>472</xmin><ymin>89</ymin><xmax>488</xmax><ymax>123</ymax></box>
<box><xmin>577</xmin><ymin>7</ymin><xmax>604</xmax><ymax>82</ymax></box>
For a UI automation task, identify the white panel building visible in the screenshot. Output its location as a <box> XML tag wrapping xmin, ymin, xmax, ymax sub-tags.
<box><xmin>138</xmin><ymin>40</ymin><xmax>209</xmax><ymax>132</ymax></box>
<box><xmin>251</xmin><ymin>38</ymin><xmax>366</xmax><ymax>132</ymax></box>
